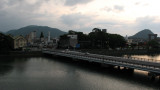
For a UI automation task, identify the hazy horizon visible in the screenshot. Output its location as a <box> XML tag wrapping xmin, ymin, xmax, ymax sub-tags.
<box><xmin>1</xmin><ymin>25</ymin><xmax>156</xmax><ymax>38</ymax></box>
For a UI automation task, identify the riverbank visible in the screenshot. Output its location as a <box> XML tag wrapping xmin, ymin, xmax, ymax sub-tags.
<box><xmin>1</xmin><ymin>49</ymin><xmax>160</xmax><ymax>57</ymax></box>
<box><xmin>0</xmin><ymin>51</ymin><xmax>42</xmax><ymax>57</ymax></box>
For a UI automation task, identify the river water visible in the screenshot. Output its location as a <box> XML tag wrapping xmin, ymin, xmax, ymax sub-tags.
<box><xmin>0</xmin><ymin>55</ymin><xmax>160</xmax><ymax>90</ymax></box>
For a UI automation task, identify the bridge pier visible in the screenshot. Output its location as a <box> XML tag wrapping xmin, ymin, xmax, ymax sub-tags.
<box><xmin>123</xmin><ymin>67</ymin><xmax>127</xmax><ymax>70</ymax></box>
<box><xmin>122</xmin><ymin>67</ymin><xmax>134</xmax><ymax>73</ymax></box>
<box><xmin>118</xmin><ymin>66</ymin><xmax>120</xmax><ymax>70</ymax></box>
<box><xmin>148</xmin><ymin>72</ymin><xmax>160</xmax><ymax>81</ymax></box>
<box><xmin>151</xmin><ymin>76</ymin><xmax>155</xmax><ymax>81</ymax></box>
<box><xmin>125</xmin><ymin>68</ymin><xmax>134</xmax><ymax>73</ymax></box>
<box><xmin>101</xmin><ymin>64</ymin><xmax>114</xmax><ymax>68</ymax></box>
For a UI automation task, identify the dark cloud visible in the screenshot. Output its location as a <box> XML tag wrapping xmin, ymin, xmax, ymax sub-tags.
<box><xmin>0</xmin><ymin>0</ymin><xmax>52</xmax><ymax>32</ymax></box>
<box><xmin>114</xmin><ymin>5</ymin><xmax>124</xmax><ymax>12</ymax></box>
<box><xmin>0</xmin><ymin>12</ymin><xmax>30</xmax><ymax>31</ymax></box>
<box><xmin>64</xmin><ymin>0</ymin><xmax>93</xmax><ymax>6</ymax></box>
<box><xmin>101</xmin><ymin>5</ymin><xmax>124</xmax><ymax>13</ymax></box>
<box><xmin>0</xmin><ymin>0</ymin><xmax>8</xmax><ymax>10</ymax></box>
<box><xmin>0</xmin><ymin>0</ymin><xmax>51</xmax><ymax>12</ymax></box>
<box><xmin>60</xmin><ymin>13</ymin><xmax>92</xmax><ymax>26</ymax></box>
<box><xmin>101</xmin><ymin>7</ymin><xmax>112</xmax><ymax>12</ymax></box>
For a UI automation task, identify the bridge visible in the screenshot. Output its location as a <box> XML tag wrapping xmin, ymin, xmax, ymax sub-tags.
<box><xmin>43</xmin><ymin>50</ymin><xmax>160</xmax><ymax>78</ymax></box>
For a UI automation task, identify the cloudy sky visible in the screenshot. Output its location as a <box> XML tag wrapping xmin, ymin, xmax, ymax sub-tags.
<box><xmin>0</xmin><ymin>0</ymin><xmax>160</xmax><ymax>36</ymax></box>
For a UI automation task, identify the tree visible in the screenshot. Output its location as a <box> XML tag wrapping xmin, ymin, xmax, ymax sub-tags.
<box><xmin>0</xmin><ymin>33</ymin><xmax>13</xmax><ymax>54</ymax></box>
<box><xmin>92</xmin><ymin>28</ymin><xmax>101</xmax><ymax>32</ymax></box>
<box><xmin>58</xmin><ymin>29</ymin><xmax>126</xmax><ymax>49</ymax></box>
<box><xmin>68</xmin><ymin>30</ymin><xmax>76</xmax><ymax>34</ymax></box>
<box><xmin>59</xmin><ymin>31</ymin><xmax>90</xmax><ymax>49</ymax></box>
<box><xmin>147</xmin><ymin>40</ymin><xmax>159</xmax><ymax>49</ymax></box>
<box><xmin>40</xmin><ymin>32</ymin><xmax>44</xmax><ymax>38</ymax></box>
<box><xmin>88</xmin><ymin>29</ymin><xmax>109</xmax><ymax>49</ymax></box>
<box><xmin>108</xmin><ymin>34</ymin><xmax>126</xmax><ymax>49</ymax></box>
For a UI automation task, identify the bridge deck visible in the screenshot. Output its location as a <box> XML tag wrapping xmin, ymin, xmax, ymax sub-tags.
<box><xmin>43</xmin><ymin>50</ymin><xmax>160</xmax><ymax>74</ymax></box>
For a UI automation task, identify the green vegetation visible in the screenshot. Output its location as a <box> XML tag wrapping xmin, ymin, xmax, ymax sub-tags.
<box><xmin>108</xmin><ymin>34</ymin><xmax>126</xmax><ymax>49</ymax></box>
<box><xmin>147</xmin><ymin>40</ymin><xmax>159</xmax><ymax>49</ymax></box>
<box><xmin>0</xmin><ymin>33</ymin><xmax>13</xmax><ymax>54</ymax></box>
<box><xmin>59</xmin><ymin>28</ymin><xmax>126</xmax><ymax>49</ymax></box>
<box><xmin>40</xmin><ymin>32</ymin><xmax>44</xmax><ymax>38</ymax></box>
<box><xmin>88</xmin><ymin>28</ymin><xmax>109</xmax><ymax>49</ymax></box>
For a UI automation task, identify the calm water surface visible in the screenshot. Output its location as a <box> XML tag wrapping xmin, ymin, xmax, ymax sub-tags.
<box><xmin>0</xmin><ymin>56</ymin><xmax>160</xmax><ymax>90</ymax></box>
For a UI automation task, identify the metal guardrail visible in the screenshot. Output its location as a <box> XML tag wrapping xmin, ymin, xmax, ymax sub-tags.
<box><xmin>123</xmin><ymin>56</ymin><xmax>160</xmax><ymax>63</ymax></box>
<box><xmin>42</xmin><ymin>50</ymin><xmax>160</xmax><ymax>74</ymax></box>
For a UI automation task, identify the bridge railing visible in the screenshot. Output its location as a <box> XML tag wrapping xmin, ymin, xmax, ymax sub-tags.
<box><xmin>43</xmin><ymin>50</ymin><xmax>160</xmax><ymax>71</ymax></box>
<box><xmin>123</xmin><ymin>56</ymin><xmax>160</xmax><ymax>63</ymax></box>
<box><xmin>43</xmin><ymin>49</ymin><xmax>160</xmax><ymax>63</ymax></box>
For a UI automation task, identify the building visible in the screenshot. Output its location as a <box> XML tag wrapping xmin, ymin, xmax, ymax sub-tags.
<box><xmin>148</xmin><ymin>34</ymin><xmax>157</xmax><ymax>41</ymax></box>
<box><xmin>67</xmin><ymin>35</ymin><xmax>78</xmax><ymax>48</ymax></box>
<box><xmin>58</xmin><ymin>35</ymin><xmax>78</xmax><ymax>49</ymax></box>
<box><xmin>26</xmin><ymin>31</ymin><xmax>37</xmax><ymax>46</ymax></box>
<box><xmin>12</xmin><ymin>35</ymin><xmax>27</xmax><ymax>49</ymax></box>
<box><xmin>102</xmin><ymin>29</ymin><xmax>107</xmax><ymax>33</ymax></box>
<box><xmin>48</xmin><ymin>31</ymin><xmax>51</xmax><ymax>43</ymax></box>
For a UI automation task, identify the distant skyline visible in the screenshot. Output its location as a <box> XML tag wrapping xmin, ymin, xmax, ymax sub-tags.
<box><xmin>0</xmin><ymin>0</ymin><xmax>160</xmax><ymax>36</ymax></box>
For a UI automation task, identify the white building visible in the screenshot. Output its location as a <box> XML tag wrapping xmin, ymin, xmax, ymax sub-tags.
<box><xmin>48</xmin><ymin>31</ymin><xmax>51</xmax><ymax>43</ymax></box>
<box><xmin>26</xmin><ymin>31</ymin><xmax>37</xmax><ymax>45</ymax></box>
<box><xmin>67</xmin><ymin>35</ymin><xmax>78</xmax><ymax>48</ymax></box>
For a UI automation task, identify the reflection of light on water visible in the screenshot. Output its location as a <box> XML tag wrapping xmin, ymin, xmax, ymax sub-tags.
<box><xmin>22</xmin><ymin>57</ymin><xmax>69</xmax><ymax>78</ymax></box>
<box><xmin>1</xmin><ymin>57</ymin><xmax>160</xmax><ymax>90</ymax></box>
<box><xmin>124</xmin><ymin>54</ymin><xmax>160</xmax><ymax>61</ymax></box>
<box><xmin>123</xmin><ymin>54</ymin><xmax>160</xmax><ymax>76</ymax></box>
<box><xmin>134</xmin><ymin>70</ymin><xmax>148</xmax><ymax>76</ymax></box>
<box><xmin>132</xmin><ymin>55</ymin><xmax>152</xmax><ymax>59</ymax></box>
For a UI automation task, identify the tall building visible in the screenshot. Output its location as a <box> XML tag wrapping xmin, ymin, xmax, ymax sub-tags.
<box><xmin>33</xmin><ymin>31</ymin><xmax>36</xmax><ymax>41</ymax></box>
<box><xmin>102</xmin><ymin>29</ymin><xmax>107</xmax><ymax>33</ymax></box>
<box><xmin>125</xmin><ymin>35</ymin><xmax>128</xmax><ymax>40</ymax></box>
<box><xmin>26</xmin><ymin>31</ymin><xmax>37</xmax><ymax>45</ymax></box>
<box><xmin>48</xmin><ymin>31</ymin><xmax>50</xmax><ymax>43</ymax></box>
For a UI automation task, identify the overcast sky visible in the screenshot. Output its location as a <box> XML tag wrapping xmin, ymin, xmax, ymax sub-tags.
<box><xmin>0</xmin><ymin>0</ymin><xmax>160</xmax><ymax>36</ymax></box>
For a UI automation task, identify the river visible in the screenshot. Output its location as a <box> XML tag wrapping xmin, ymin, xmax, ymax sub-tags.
<box><xmin>0</xmin><ymin>55</ymin><xmax>160</xmax><ymax>90</ymax></box>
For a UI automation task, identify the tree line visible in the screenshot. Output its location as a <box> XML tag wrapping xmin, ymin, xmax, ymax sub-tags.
<box><xmin>0</xmin><ymin>33</ymin><xmax>13</xmax><ymax>54</ymax></box>
<box><xmin>59</xmin><ymin>28</ymin><xmax>126</xmax><ymax>49</ymax></box>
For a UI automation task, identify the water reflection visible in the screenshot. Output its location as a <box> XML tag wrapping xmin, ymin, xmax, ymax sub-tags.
<box><xmin>130</xmin><ymin>54</ymin><xmax>160</xmax><ymax>61</ymax></box>
<box><xmin>0</xmin><ymin>56</ymin><xmax>159</xmax><ymax>90</ymax></box>
<box><xmin>14</xmin><ymin>58</ymin><xmax>28</xmax><ymax>74</ymax></box>
<box><xmin>0</xmin><ymin>65</ymin><xmax>13</xmax><ymax>76</ymax></box>
<box><xmin>0</xmin><ymin>57</ymin><xmax>15</xmax><ymax>76</ymax></box>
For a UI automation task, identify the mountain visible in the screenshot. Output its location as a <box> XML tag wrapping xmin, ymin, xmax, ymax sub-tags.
<box><xmin>0</xmin><ymin>31</ymin><xmax>4</xmax><ymax>34</ymax></box>
<box><xmin>6</xmin><ymin>25</ymin><xmax>66</xmax><ymax>38</ymax></box>
<box><xmin>129</xmin><ymin>29</ymin><xmax>154</xmax><ymax>40</ymax></box>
